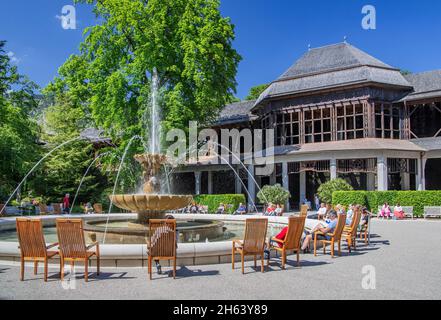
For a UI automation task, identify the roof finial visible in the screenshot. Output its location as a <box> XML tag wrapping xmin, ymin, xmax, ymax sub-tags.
<box><xmin>343</xmin><ymin>36</ymin><xmax>348</xmax><ymax>44</ymax></box>
<box><xmin>308</xmin><ymin>44</ymin><xmax>311</xmax><ymax>51</ymax></box>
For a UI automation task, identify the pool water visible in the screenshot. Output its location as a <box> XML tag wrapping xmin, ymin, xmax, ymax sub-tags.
<box><xmin>0</xmin><ymin>221</ymin><xmax>284</xmax><ymax>244</ymax></box>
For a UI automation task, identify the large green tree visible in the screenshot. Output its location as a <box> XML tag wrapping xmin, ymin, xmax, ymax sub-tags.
<box><xmin>0</xmin><ymin>41</ymin><xmax>40</xmax><ymax>201</ymax></box>
<box><xmin>49</xmin><ymin>0</ymin><xmax>241</xmax><ymax>147</ymax></box>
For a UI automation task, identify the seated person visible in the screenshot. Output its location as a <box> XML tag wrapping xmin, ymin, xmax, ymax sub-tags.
<box><xmin>346</xmin><ymin>204</ymin><xmax>354</xmax><ymax>225</ymax></box>
<box><xmin>274</xmin><ymin>204</ymin><xmax>283</xmax><ymax>216</ymax></box>
<box><xmin>393</xmin><ymin>203</ymin><xmax>405</xmax><ymax>220</ymax></box>
<box><xmin>378</xmin><ymin>202</ymin><xmax>391</xmax><ymax>219</ymax></box>
<box><xmin>84</xmin><ymin>202</ymin><xmax>94</xmax><ymax>214</ymax></box>
<box><xmin>358</xmin><ymin>207</ymin><xmax>370</xmax><ymax>231</ymax></box>
<box><xmin>265</xmin><ymin>203</ymin><xmax>275</xmax><ymax>216</ymax></box>
<box><xmin>234</xmin><ymin>203</ymin><xmax>247</xmax><ymax>215</ymax></box>
<box><xmin>301</xmin><ymin>210</ymin><xmax>338</xmax><ymax>253</ymax></box>
<box><xmin>317</xmin><ymin>203</ymin><xmax>327</xmax><ymax>220</ymax></box>
<box><xmin>264</xmin><ymin>224</ymin><xmax>289</xmax><ymax>258</ymax></box>
<box><xmin>216</xmin><ymin>203</ymin><xmax>226</xmax><ymax>214</ymax></box>
<box><xmin>189</xmin><ymin>203</ymin><xmax>199</xmax><ymax>213</ymax></box>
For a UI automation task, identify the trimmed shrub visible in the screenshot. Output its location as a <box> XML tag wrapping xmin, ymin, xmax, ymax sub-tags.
<box><xmin>193</xmin><ymin>194</ymin><xmax>246</xmax><ymax>214</ymax></box>
<box><xmin>332</xmin><ymin>190</ymin><xmax>441</xmax><ymax>217</ymax></box>
<box><xmin>317</xmin><ymin>178</ymin><xmax>353</xmax><ymax>204</ymax></box>
<box><xmin>257</xmin><ymin>184</ymin><xmax>291</xmax><ymax>205</ymax></box>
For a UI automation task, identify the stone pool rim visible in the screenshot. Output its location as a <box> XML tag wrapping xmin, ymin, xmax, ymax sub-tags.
<box><xmin>0</xmin><ymin>213</ymin><xmax>318</xmax><ymax>267</ymax></box>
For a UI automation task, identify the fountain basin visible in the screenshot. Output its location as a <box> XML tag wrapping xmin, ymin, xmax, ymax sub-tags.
<box><xmin>109</xmin><ymin>194</ymin><xmax>193</xmax><ymax>222</ymax></box>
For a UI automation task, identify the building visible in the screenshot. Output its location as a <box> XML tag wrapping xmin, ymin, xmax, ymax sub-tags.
<box><xmin>173</xmin><ymin>42</ymin><xmax>441</xmax><ymax>210</ymax></box>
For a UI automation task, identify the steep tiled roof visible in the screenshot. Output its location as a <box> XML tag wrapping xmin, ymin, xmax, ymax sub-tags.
<box><xmin>402</xmin><ymin>70</ymin><xmax>441</xmax><ymax>102</ymax></box>
<box><xmin>215</xmin><ymin>100</ymin><xmax>258</xmax><ymax>125</ymax></box>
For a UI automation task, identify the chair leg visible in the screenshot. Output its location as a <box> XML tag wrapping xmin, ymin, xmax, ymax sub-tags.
<box><xmin>60</xmin><ymin>258</ymin><xmax>64</xmax><ymax>281</ymax></box>
<box><xmin>96</xmin><ymin>255</ymin><xmax>100</xmax><ymax>276</ymax></box>
<box><xmin>231</xmin><ymin>247</ymin><xmax>235</xmax><ymax>270</ymax></box>
<box><xmin>282</xmin><ymin>251</ymin><xmax>286</xmax><ymax>270</ymax></box>
<box><xmin>173</xmin><ymin>257</ymin><xmax>176</xmax><ymax>279</ymax></box>
<box><xmin>313</xmin><ymin>236</ymin><xmax>317</xmax><ymax>256</ymax></box>
<box><xmin>261</xmin><ymin>254</ymin><xmax>264</xmax><ymax>273</ymax></box>
<box><xmin>44</xmin><ymin>258</ymin><xmax>48</xmax><ymax>282</ymax></box>
<box><xmin>20</xmin><ymin>257</ymin><xmax>24</xmax><ymax>281</ymax></box>
<box><xmin>84</xmin><ymin>259</ymin><xmax>88</xmax><ymax>282</ymax></box>
<box><xmin>338</xmin><ymin>241</ymin><xmax>341</xmax><ymax>256</ymax></box>
<box><xmin>331</xmin><ymin>241</ymin><xmax>335</xmax><ymax>258</ymax></box>
<box><xmin>34</xmin><ymin>261</ymin><xmax>38</xmax><ymax>275</ymax></box>
<box><xmin>148</xmin><ymin>256</ymin><xmax>152</xmax><ymax>280</ymax></box>
<box><xmin>241</xmin><ymin>252</ymin><xmax>244</xmax><ymax>274</ymax></box>
<box><xmin>323</xmin><ymin>242</ymin><xmax>326</xmax><ymax>254</ymax></box>
<box><xmin>353</xmin><ymin>237</ymin><xmax>357</xmax><ymax>251</ymax></box>
<box><xmin>254</xmin><ymin>255</ymin><xmax>257</xmax><ymax>268</ymax></box>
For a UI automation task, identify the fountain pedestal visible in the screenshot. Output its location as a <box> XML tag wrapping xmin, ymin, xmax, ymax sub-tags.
<box><xmin>109</xmin><ymin>154</ymin><xmax>193</xmax><ymax>223</ymax></box>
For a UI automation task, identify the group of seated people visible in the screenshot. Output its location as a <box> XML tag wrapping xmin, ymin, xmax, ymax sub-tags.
<box><xmin>183</xmin><ymin>203</ymin><xmax>206</xmax><ymax>214</ymax></box>
<box><xmin>263</xmin><ymin>203</ymin><xmax>283</xmax><ymax>216</ymax></box>
<box><xmin>378</xmin><ymin>202</ymin><xmax>406</xmax><ymax>219</ymax></box>
<box><xmin>264</xmin><ymin>203</ymin><xmax>371</xmax><ymax>255</ymax></box>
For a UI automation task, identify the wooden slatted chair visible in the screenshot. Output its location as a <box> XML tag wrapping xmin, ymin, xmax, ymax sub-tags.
<box><xmin>56</xmin><ymin>218</ymin><xmax>100</xmax><ymax>282</ymax></box>
<box><xmin>313</xmin><ymin>214</ymin><xmax>347</xmax><ymax>258</ymax></box>
<box><xmin>267</xmin><ymin>216</ymin><xmax>306</xmax><ymax>269</ymax></box>
<box><xmin>16</xmin><ymin>218</ymin><xmax>59</xmax><ymax>281</ymax></box>
<box><xmin>300</xmin><ymin>205</ymin><xmax>308</xmax><ymax>217</ymax></box>
<box><xmin>232</xmin><ymin>218</ymin><xmax>268</xmax><ymax>274</ymax></box>
<box><xmin>93</xmin><ymin>203</ymin><xmax>103</xmax><ymax>214</ymax></box>
<box><xmin>38</xmin><ymin>203</ymin><xmax>49</xmax><ymax>215</ymax></box>
<box><xmin>52</xmin><ymin>203</ymin><xmax>62</xmax><ymax>215</ymax></box>
<box><xmin>343</xmin><ymin>209</ymin><xmax>362</xmax><ymax>253</ymax></box>
<box><xmin>147</xmin><ymin>219</ymin><xmax>177</xmax><ymax>280</ymax></box>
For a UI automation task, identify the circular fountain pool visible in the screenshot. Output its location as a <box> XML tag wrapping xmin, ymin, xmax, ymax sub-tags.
<box><xmin>0</xmin><ymin>217</ymin><xmax>284</xmax><ymax>245</ymax></box>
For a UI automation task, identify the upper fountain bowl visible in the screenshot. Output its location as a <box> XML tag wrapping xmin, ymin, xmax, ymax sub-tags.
<box><xmin>109</xmin><ymin>194</ymin><xmax>193</xmax><ymax>212</ymax></box>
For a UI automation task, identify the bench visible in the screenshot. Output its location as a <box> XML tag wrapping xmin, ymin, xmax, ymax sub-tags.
<box><xmin>424</xmin><ymin>207</ymin><xmax>441</xmax><ymax>219</ymax></box>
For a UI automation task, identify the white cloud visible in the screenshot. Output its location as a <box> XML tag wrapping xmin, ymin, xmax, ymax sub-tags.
<box><xmin>7</xmin><ymin>51</ymin><xmax>20</xmax><ymax>64</ymax></box>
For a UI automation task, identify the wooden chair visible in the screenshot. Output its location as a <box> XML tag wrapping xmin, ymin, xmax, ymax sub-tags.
<box><xmin>93</xmin><ymin>203</ymin><xmax>103</xmax><ymax>214</ymax></box>
<box><xmin>16</xmin><ymin>218</ymin><xmax>59</xmax><ymax>282</ymax></box>
<box><xmin>52</xmin><ymin>203</ymin><xmax>62</xmax><ymax>215</ymax></box>
<box><xmin>300</xmin><ymin>204</ymin><xmax>308</xmax><ymax>217</ymax></box>
<box><xmin>56</xmin><ymin>218</ymin><xmax>100</xmax><ymax>282</ymax></box>
<box><xmin>359</xmin><ymin>220</ymin><xmax>369</xmax><ymax>244</ymax></box>
<box><xmin>38</xmin><ymin>203</ymin><xmax>49</xmax><ymax>215</ymax></box>
<box><xmin>147</xmin><ymin>219</ymin><xmax>177</xmax><ymax>280</ymax></box>
<box><xmin>343</xmin><ymin>209</ymin><xmax>362</xmax><ymax>253</ymax></box>
<box><xmin>313</xmin><ymin>214</ymin><xmax>347</xmax><ymax>258</ymax></box>
<box><xmin>267</xmin><ymin>216</ymin><xmax>306</xmax><ymax>269</ymax></box>
<box><xmin>232</xmin><ymin>218</ymin><xmax>268</xmax><ymax>274</ymax></box>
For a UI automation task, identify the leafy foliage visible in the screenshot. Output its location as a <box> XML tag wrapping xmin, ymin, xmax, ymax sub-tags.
<box><xmin>317</xmin><ymin>178</ymin><xmax>353</xmax><ymax>204</ymax></box>
<box><xmin>193</xmin><ymin>194</ymin><xmax>246</xmax><ymax>214</ymax></box>
<box><xmin>257</xmin><ymin>184</ymin><xmax>291</xmax><ymax>205</ymax></box>
<box><xmin>332</xmin><ymin>190</ymin><xmax>441</xmax><ymax>217</ymax></box>
<box><xmin>245</xmin><ymin>83</ymin><xmax>269</xmax><ymax>101</ymax></box>
<box><xmin>0</xmin><ymin>41</ymin><xmax>40</xmax><ymax>201</ymax></box>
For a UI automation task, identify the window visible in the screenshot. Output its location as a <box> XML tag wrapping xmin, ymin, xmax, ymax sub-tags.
<box><xmin>303</xmin><ymin>107</ymin><xmax>332</xmax><ymax>144</ymax></box>
<box><xmin>375</xmin><ymin>104</ymin><xmax>401</xmax><ymax>139</ymax></box>
<box><xmin>276</xmin><ymin>111</ymin><xmax>300</xmax><ymax>146</ymax></box>
<box><xmin>337</xmin><ymin>103</ymin><xmax>364</xmax><ymax>141</ymax></box>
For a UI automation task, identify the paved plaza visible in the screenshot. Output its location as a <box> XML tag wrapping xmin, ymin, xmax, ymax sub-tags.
<box><xmin>1</xmin><ymin>219</ymin><xmax>440</xmax><ymax>300</ymax></box>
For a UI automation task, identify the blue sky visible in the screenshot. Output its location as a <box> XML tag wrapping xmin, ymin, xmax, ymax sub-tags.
<box><xmin>1</xmin><ymin>0</ymin><xmax>440</xmax><ymax>99</ymax></box>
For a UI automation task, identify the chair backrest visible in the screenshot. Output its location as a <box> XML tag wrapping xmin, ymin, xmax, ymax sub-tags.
<box><xmin>300</xmin><ymin>205</ymin><xmax>308</xmax><ymax>217</ymax></box>
<box><xmin>284</xmin><ymin>216</ymin><xmax>306</xmax><ymax>250</ymax></box>
<box><xmin>38</xmin><ymin>203</ymin><xmax>48</xmax><ymax>214</ymax></box>
<box><xmin>16</xmin><ymin>218</ymin><xmax>47</xmax><ymax>258</ymax></box>
<box><xmin>349</xmin><ymin>209</ymin><xmax>362</xmax><ymax>236</ymax></box>
<box><xmin>56</xmin><ymin>219</ymin><xmax>87</xmax><ymax>259</ymax></box>
<box><xmin>148</xmin><ymin>219</ymin><xmax>176</xmax><ymax>258</ymax></box>
<box><xmin>93</xmin><ymin>203</ymin><xmax>103</xmax><ymax>213</ymax></box>
<box><xmin>52</xmin><ymin>203</ymin><xmax>62</xmax><ymax>214</ymax></box>
<box><xmin>243</xmin><ymin>218</ymin><xmax>268</xmax><ymax>253</ymax></box>
<box><xmin>332</xmin><ymin>214</ymin><xmax>347</xmax><ymax>241</ymax></box>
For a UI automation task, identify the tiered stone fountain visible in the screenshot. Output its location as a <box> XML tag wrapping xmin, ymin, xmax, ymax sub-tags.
<box><xmin>109</xmin><ymin>153</ymin><xmax>193</xmax><ymax>224</ymax></box>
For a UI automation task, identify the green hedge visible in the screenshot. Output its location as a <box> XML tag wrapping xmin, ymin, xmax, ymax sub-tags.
<box><xmin>193</xmin><ymin>194</ymin><xmax>246</xmax><ymax>214</ymax></box>
<box><xmin>332</xmin><ymin>190</ymin><xmax>441</xmax><ymax>217</ymax></box>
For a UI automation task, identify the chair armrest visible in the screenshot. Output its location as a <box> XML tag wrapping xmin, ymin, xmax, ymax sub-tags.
<box><xmin>232</xmin><ymin>240</ymin><xmax>243</xmax><ymax>248</ymax></box>
<box><xmin>314</xmin><ymin>230</ymin><xmax>324</xmax><ymax>235</ymax></box>
<box><xmin>270</xmin><ymin>237</ymin><xmax>284</xmax><ymax>244</ymax></box>
<box><xmin>46</xmin><ymin>242</ymin><xmax>59</xmax><ymax>249</ymax></box>
<box><xmin>86</xmin><ymin>242</ymin><xmax>99</xmax><ymax>251</ymax></box>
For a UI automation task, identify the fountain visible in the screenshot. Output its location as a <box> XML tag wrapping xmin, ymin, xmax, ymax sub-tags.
<box><xmin>109</xmin><ymin>153</ymin><xmax>193</xmax><ymax>224</ymax></box>
<box><xmin>108</xmin><ymin>68</ymin><xmax>193</xmax><ymax>224</ymax></box>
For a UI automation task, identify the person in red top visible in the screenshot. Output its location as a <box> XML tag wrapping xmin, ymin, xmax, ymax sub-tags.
<box><xmin>273</xmin><ymin>226</ymin><xmax>288</xmax><ymax>248</ymax></box>
<box><xmin>62</xmin><ymin>193</ymin><xmax>70</xmax><ymax>214</ymax></box>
